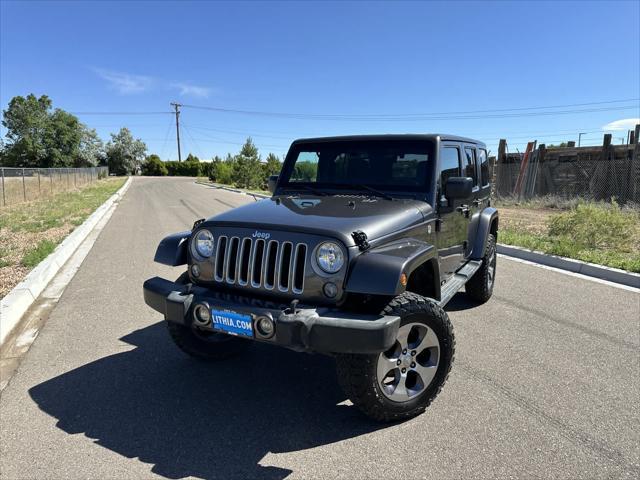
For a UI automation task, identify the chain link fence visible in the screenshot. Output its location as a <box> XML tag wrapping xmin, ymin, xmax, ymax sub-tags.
<box><xmin>0</xmin><ymin>166</ymin><xmax>109</xmax><ymax>207</ymax></box>
<box><xmin>493</xmin><ymin>137</ymin><xmax>640</xmax><ymax>204</ymax></box>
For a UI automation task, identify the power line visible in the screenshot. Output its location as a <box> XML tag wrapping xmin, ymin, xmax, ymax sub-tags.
<box><xmin>188</xmin><ymin>124</ymin><xmax>292</xmax><ymax>140</ymax></box>
<box><xmin>70</xmin><ymin>111</ymin><xmax>173</xmax><ymax>115</ymax></box>
<box><xmin>179</xmin><ymin>98</ymin><xmax>639</xmax><ymax>121</ymax></box>
<box><xmin>181</xmin><ymin>122</ymin><xmax>207</xmax><ymax>160</ymax></box>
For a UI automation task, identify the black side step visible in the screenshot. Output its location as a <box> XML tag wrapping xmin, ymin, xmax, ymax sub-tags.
<box><xmin>438</xmin><ymin>260</ymin><xmax>482</xmax><ymax>307</ymax></box>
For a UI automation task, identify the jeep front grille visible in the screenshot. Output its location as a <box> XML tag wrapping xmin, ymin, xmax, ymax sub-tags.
<box><xmin>213</xmin><ymin>236</ymin><xmax>307</xmax><ymax>294</ymax></box>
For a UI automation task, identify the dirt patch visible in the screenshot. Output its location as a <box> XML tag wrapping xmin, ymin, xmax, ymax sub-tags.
<box><xmin>0</xmin><ymin>226</ymin><xmax>73</xmax><ymax>297</ymax></box>
<box><xmin>498</xmin><ymin>207</ymin><xmax>554</xmax><ymax>236</ymax></box>
<box><xmin>0</xmin><ymin>177</ymin><xmax>125</xmax><ymax>299</ymax></box>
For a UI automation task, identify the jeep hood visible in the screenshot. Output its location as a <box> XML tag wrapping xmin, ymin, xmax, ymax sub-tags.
<box><xmin>204</xmin><ymin>195</ymin><xmax>432</xmax><ymax>247</ymax></box>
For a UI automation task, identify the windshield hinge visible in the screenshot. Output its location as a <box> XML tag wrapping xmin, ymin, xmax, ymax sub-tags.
<box><xmin>352</xmin><ymin>230</ymin><xmax>370</xmax><ymax>251</ymax></box>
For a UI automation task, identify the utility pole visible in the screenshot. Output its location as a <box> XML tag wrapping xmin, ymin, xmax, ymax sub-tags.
<box><xmin>171</xmin><ymin>102</ymin><xmax>182</xmax><ymax>162</ymax></box>
<box><xmin>578</xmin><ymin>132</ymin><xmax>586</xmax><ymax>147</ymax></box>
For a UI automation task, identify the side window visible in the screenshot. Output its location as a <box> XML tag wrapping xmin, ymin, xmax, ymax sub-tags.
<box><xmin>478</xmin><ymin>148</ymin><xmax>489</xmax><ymax>187</ymax></box>
<box><xmin>440</xmin><ymin>147</ymin><xmax>460</xmax><ymax>190</ymax></box>
<box><xmin>463</xmin><ymin>147</ymin><xmax>477</xmax><ymax>186</ymax></box>
<box><xmin>290</xmin><ymin>151</ymin><xmax>319</xmax><ymax>182</ymax></box>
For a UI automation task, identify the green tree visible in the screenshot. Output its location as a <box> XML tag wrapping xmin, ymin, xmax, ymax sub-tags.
<box><xmin>1</xmin><ymin>94</ymin><xmax>100</xmax><ymax>168</ymax></box>
<box><xmin>106</xmin><ymin>127</ymin><xmax>147</xmax><ymax>175</ymax></box>
<box><xmin>263</xmin><ymin>153</ymin><xmax>282</xmax><ymax>181</ymax></box>
<box><xmin>141</xmin><ymin>154</ymin><xmax>168</xmax><ymax>176</ymax></box>
<box><xmin>1</xmin><ymin>94</ymin><xmax>52</xmax><ymax>166</ymax></box>
<box><xmin>232</xmin><ymin>138</ymin><xmax>262</xmax><ymax>189</ymax></box>
<box><xmin>76</xmin><ymin>126</ymin><xmax>105</xmax><ymax>167</ymax></box>
<box><xmin>185</xmin><ymin>153</ymin><xmax>200</xmax><ymax>162</ymax></box>
<box><xmin>43</xmin><ymin>109</ymin><xmax>83</xmax><ymax>167</ymax></box>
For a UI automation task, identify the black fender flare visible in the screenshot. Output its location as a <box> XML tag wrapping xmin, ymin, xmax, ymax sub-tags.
<box><xmin>344</xmin><ymin>239</ymin><xmax>439</xmax><ymax>297</ymax></box>
<box><xmin>154</xmin><ymin>231</ymin><xmax>191</xmax><ymax>266</ymax></box>
<box><xmin>468</xmin><ymin>207</ymin><xmax>499</xmax><ymax>260</ymax></box>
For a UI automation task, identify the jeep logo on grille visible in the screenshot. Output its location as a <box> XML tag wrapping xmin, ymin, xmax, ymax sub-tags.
<box><xmin>252</xmin><ymin>230</ymin><xmax>271</xmax><ymax>240</ymax></box>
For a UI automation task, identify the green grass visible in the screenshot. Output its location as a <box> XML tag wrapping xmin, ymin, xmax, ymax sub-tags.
<box><xmin>0</xmin><ymin>177</ymin><xmax>126</xmax><ymax>233</ymax></box>
<box><xmin>500</xmin><ymin>201</ymin><xmax>640</xmax><ymax>272</ymax></box>
<box><xmin>21</xmin><ymin>239</ymin><xmax>58</xmax><ymax>267</ymax></box>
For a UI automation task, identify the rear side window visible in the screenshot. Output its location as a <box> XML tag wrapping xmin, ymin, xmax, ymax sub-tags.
<box><xmin>478</xmin><ymin>148</ymin><xmax>489</xmax><ymax>187</ymax></box>
<box><xmin>464</xmin><ymin>147</ymin><xmax>477</xmax><ymax>185</ymax></box>
<box><xmin>440</xmin><ymin>147</ymin><xmax>460</xmax><ymax>187</ymax></box>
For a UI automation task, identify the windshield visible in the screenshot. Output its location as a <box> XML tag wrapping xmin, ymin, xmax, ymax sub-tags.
<box><xmin>280</xmin><ymin>140</ymin><xmax>434</xmax><ymax>193</ymax></box>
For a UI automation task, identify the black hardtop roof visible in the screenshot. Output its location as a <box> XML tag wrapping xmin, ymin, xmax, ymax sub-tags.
<box><xmin>291</xmin><ymin>133</ymin><xmax>485</xmax><ymax>147</ymax></box>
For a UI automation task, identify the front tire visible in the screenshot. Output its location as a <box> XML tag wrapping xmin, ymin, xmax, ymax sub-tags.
<box><xmin>465</xmin><ymin>233</ymin><xmax>497</xmax><ymax>303</ymax></box>
<box><xmin>166</xmin><ymin>273</ymin><xmax>251</xmax><ymax>361</ymax></box>
<box><xmin>336</xmin><ymin>292</ymin><xmax>455</xmax><ymax>422</ymax></box>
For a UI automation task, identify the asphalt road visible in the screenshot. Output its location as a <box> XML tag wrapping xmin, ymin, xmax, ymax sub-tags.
<box><xmin>1</xmin><ymin>177</ymin><xmax>639</xmax><ymax>479</ymax></box>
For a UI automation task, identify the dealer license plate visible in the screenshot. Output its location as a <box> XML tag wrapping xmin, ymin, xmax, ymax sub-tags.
<box><xmin>210</xmin><ymin>309</ymin><xmax>254</xmax><ymax>337</ymax></box>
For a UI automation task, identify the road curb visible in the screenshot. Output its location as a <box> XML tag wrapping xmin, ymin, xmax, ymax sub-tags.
<box><xmin>0</xmin><ymin>176</ymin><xmax>132</xmax><ymax>346</ymax></box>
<box><xmin>497</xmin><ymin>243</ymin><xmax>640</xmax><ymax>289</ymax></box>
<box><xmin>195</xmin><ymin>181</ymin><xmax>270</xmax><ymax>199</ymax></box>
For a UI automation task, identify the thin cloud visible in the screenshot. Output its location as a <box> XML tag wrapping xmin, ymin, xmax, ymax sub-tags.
<box><xmin>171</xmin><ymin>82</ymin><xmax>212</xmax><ymax>98</ymax></box>
<box><xmin>93</xmin><ymin>68</ymin><xmax>153</xmax><ymax>94</ymax></box>
<box><xmin>602</xmin><ymin>118</ymin><xmax>640</xmax><ymax>131</ymax></box>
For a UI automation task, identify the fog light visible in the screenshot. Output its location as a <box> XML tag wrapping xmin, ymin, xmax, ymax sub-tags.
<box><xmin>256</xmin><ymin>316</ymin><xmax>275</xmax><ymax>338</ymax></box>
<box><xmin>323</xmin><ymin>282</ymin><xmax>338</xmax><ymax>298</ymax></box>
<box><xmin>193</xmin><ymin>303</ymin><xmax>210</xmax><ymax>326</ymax></box>
<box><xmin>190</xmin><ymin>264</ymin><xmax>201</xmax><ymax>278</ymax></box>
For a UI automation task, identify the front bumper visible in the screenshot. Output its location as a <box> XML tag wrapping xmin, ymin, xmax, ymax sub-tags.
<box><xmin>143</xmin><ymin>276</ymin><xmax>400</xmax><ymax>354</ymax></box>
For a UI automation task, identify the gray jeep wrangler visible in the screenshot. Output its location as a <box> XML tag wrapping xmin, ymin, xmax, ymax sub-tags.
<box><xmin>143</xmin><ymin>134</ymin><xmax>498</xmax><ymax>422</ymax></box>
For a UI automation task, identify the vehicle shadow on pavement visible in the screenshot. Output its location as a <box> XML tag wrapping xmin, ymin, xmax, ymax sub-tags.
<box><xmin>29</xmin><ymin>322</ymin><xmax>385</xmax><ymax>480</ymax></box>
<box><xmin>443</xmin><ymin>292</ymin><xmax>478</xmax><ymax>312</ymax></box>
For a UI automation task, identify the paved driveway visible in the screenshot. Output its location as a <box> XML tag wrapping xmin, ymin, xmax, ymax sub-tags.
<box><xmin>1</xmin><ymin>177</ymin><xmax>638</xmax><ymax>479</ymax></box>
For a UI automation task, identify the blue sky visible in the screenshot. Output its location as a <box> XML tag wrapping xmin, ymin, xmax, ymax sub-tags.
<box><xmin>1</xmin><ymin>0</ymin><xmax>639</xmax><ymax>160</ymax></box>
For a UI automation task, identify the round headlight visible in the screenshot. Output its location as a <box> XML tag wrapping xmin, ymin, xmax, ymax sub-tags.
<box><xmin>316</xmin><ymin>242</ymin><xmax>344</xmax><ymax>273</ymax></box>
<box><xmin>192</xmin><ymin>229</ymin><xmax>214</xmax><ymax>258</ymax></box>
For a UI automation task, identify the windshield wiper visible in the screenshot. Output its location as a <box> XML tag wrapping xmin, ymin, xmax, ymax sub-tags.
<box><xmin>285</xmin><ymin>185</ymin><xmax>328</xmax><ymax>196</ymax></box>
<box><xmin>341</xmin><ymin>184</ymin><xmax>394</xmax><ymax>201</ymax></box>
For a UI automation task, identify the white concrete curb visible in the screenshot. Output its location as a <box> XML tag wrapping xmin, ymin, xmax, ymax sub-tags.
<box><xmin>195</xmin><ymin>181</ymin><xmax>270</xmax><ymax>199</ymax></box>
<box><xmin>0</xmin><ymin>176</ymin><xmax>132</xmax><ymax>346</ymax></box>
<box><xmin>497</xmin><ymin>244</ymin><xmax>640</xmax><ymax>289</ymax></box>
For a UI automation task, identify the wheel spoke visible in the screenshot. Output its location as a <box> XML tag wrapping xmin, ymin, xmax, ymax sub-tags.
<box><xmin>376</xmin><ymin>354</ymin><xmax>398</xmax><ymax>382</ymax></box>
<box><xmin>389</xmin><ymin>374</ymin><xmax>409</xmax><ymax>400</ymax></box>
<box><xmin>395</xmin><ymin>326</ymin><xmax>410</xmax><ymax>349</ymax></box>
<box><xmin>414</xmin><ymin>362</ymin><xmax>438</xmax><ymax>388</ymax></box>
<box><xmin>415</xmin><ymin>327</ymin><xmax>439</xmax><ymax>354</ymax></box>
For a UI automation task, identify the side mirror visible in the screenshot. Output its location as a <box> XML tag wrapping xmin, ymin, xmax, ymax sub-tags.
<box><xmin>445</xmin><ymin>176</ymin><xmax>473</xmax><ymax>199</ymax></box>
<box><xmin>268</xmin><ymin>175</ymin><xmax>279</xmax><ymax>194</ymax></box>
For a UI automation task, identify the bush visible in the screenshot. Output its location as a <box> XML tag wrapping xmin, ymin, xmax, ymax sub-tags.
<box><xmin>141</xmin><ymin>154</ymin><xmax>168</xmax><ymax>176</ymax></box>
<box><xmin>210</xmin><ymin>160</ymin><xmax>234</xmax><ymax>184</ymax></box>
<box><xmin>165</xmin><ymin>160</ymin><xmax>202</xmax><ymax>177</ymax></box>
<box><xmin>548</xmin><ymin>201</ymin><xmax>639</xmax><ymax>252</ymax></box>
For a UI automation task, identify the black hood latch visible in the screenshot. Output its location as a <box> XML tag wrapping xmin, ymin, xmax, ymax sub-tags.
<box><xmin>192</xmin><ymin>218</ymin><xmax>205</xmax><ymax>230</ymax></box>
<box><xmin>352</xmin><ymin>230</ymin><xmax>370</xmax><ymax>251</ymax></box>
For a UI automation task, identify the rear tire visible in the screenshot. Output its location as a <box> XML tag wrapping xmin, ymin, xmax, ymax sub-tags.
<box><xmin>336</xmin><ymin>292</ymin><xmax>455</xmax><ymax>422</ymax></box>
<box><xmin>465</xmin><ymin>233</ymin><xmax>496</xmax><ymax>304</ymax></box>
<box><xmin>166</xmin><ymin>273</ymin><xmax>251</xmax><ymax>361</ymax></box>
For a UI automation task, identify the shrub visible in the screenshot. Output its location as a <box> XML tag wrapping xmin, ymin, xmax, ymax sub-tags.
<box><xmin>548</xmin><ymin>201</ymin><xmax>639</xmax><ymax>252</ymax></box>
<box><xmin>141</xmin><ymin>154</ymin><xmax>168</xmax><ymax>176</ymax></box>
<box><xmin>165</xmin><ymin>160</ymin><xmax>202</xmax><ymax>177</ymax></box>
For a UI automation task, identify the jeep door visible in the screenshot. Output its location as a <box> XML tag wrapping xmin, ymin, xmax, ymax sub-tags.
<box><xmin>436</xmin><ymin>143</ymin><xmax>468</xmax><ymax>278</ymax></box>
<box><xmin>462</xmin><ymin>144</ymin><xmax>491</xmax><ymax>256</ymax></box>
